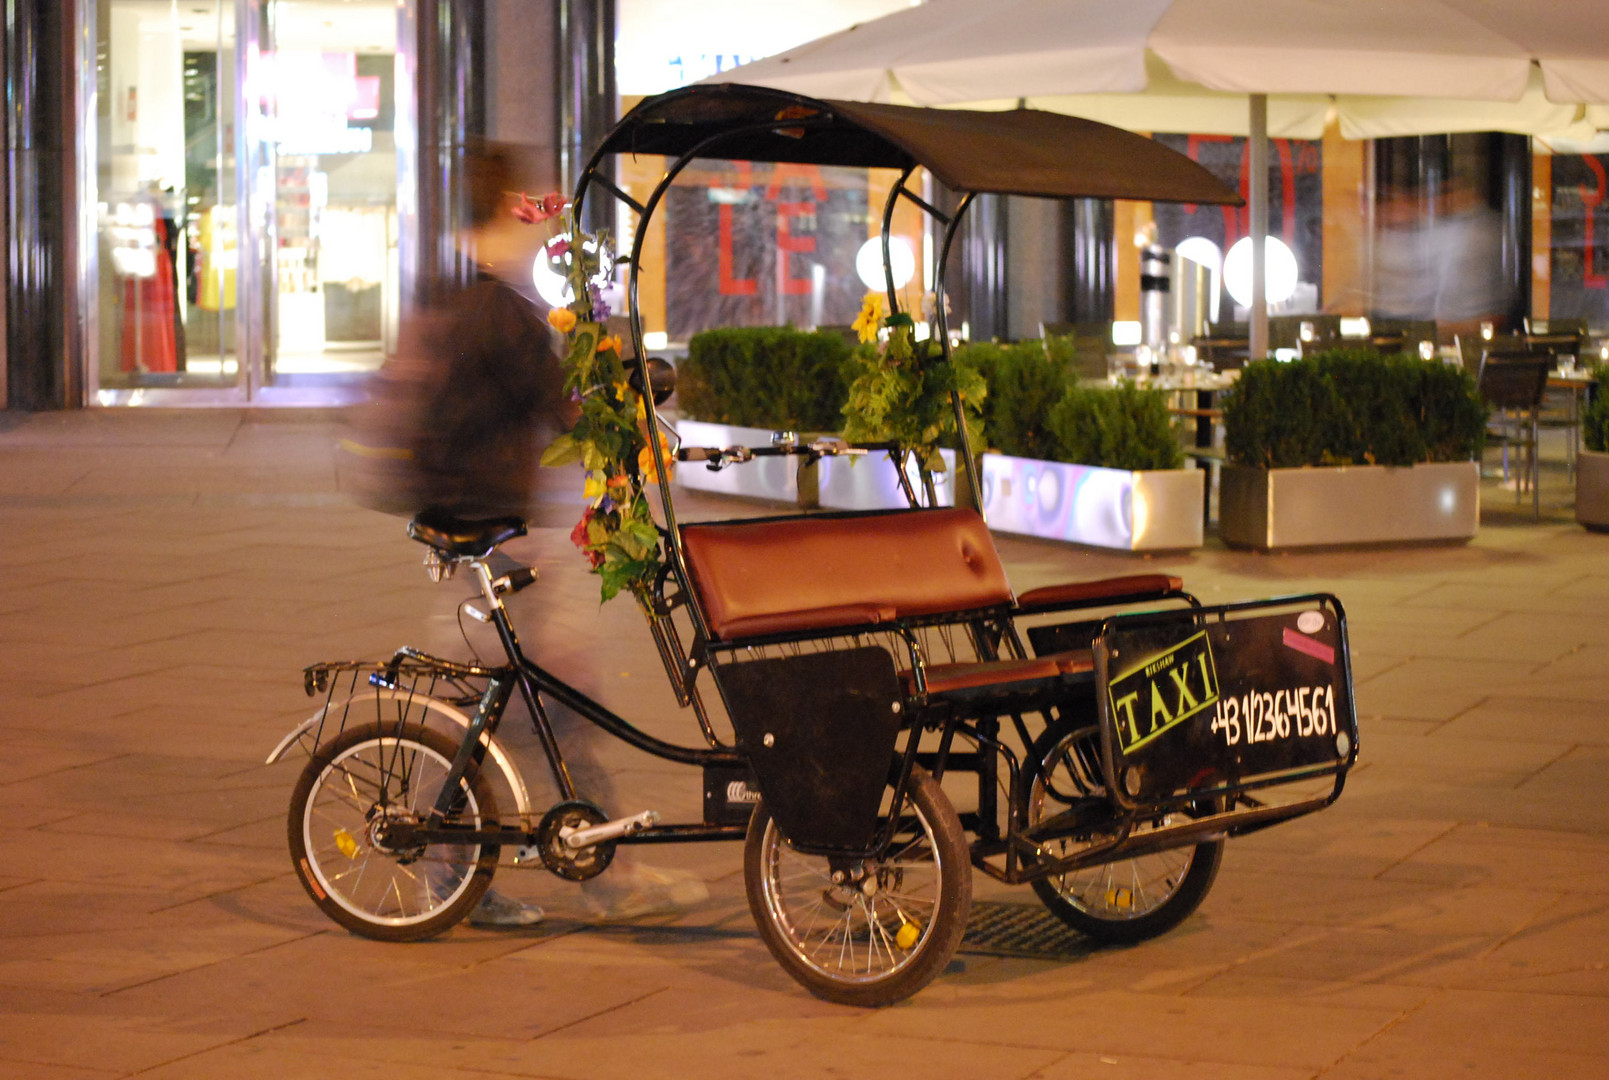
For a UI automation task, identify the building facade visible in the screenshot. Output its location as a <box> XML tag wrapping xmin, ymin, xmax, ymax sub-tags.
<box><xmin>5</xmin><ymin>2</ymin><xmax>1603</xmax><ymax>412</ymax></box>
<box><xmin>1</xmin><ymin>0</ymin><xmax>611</xmax><ymax>410</ymax></box>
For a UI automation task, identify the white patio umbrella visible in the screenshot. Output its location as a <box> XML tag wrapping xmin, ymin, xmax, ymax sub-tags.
<box><xmin>705</xmin><ymin>0</ymin><xmax>1609</xmax><ymax>356</ymax></box>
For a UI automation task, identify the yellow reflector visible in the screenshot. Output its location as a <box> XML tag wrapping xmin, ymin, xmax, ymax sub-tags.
<box><xmin>895</xmin><ymin>921</ymin><xmax>920</xmax><ymax>950</ymax></box>
<box><xmin>1106</xmin><ymin>888</ymin><xmax>1134</xmax><ymax>910</ymax></box>
<box><xmin>334</xmin><ymin>828</ymin><xmax>359</xmax><ymax>859</ymax></box>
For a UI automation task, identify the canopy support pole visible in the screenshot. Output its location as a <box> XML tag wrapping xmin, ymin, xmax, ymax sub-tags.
<box><xmin>1249</xmin><ymin>93</ymin><xmax>1269</xmax><ymax>361</ymax></box>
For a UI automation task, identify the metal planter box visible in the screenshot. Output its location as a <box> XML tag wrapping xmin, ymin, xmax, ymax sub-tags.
<box><xmin>1220</xmin><ymin>462</ymin><xmax>1480</xmax><ymax>551</ymax></box>
<box><xmin>813</xmin><ymin>448</ymin><xmax>955</xmax><ymax>510</ymax></box>
<box><xmin>977</xmin><ymin>452</ymin><xmax>1204</xmax><ymax>551</ymax></box>
<box><xmin>1577</xmin><ymin>450</ymin><xmax>1609</xmax><ymax>531</ymax></box>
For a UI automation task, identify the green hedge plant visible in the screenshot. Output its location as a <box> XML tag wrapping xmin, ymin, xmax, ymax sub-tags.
<box><xmin>678</xmin><ymin>324</ymin><xmax>1187</xmax><ymax>472</ymax></box>
<box><xmin>1584</xmin><ymin>366</ymin><xmax>1609</xmax><ymax>454</ymax></box>
<box><xmin>955</xmin><ymin>340</ymin><xmax>1067</xmax><ymax>460</ymax></box>
<box><xmin>677</xmin><ymin>326</ymin><xmax>851</xmax><ymax>430</ymax></box>
<box><xmin>1044</xmin><ymin>381</ymin><xmax>1184</xmax><ymax>471</ymax></box>
<box><xmin>1223</xmin><ymin>349</ymin><xmax>1486</xmax><ymax>469</ymax></box>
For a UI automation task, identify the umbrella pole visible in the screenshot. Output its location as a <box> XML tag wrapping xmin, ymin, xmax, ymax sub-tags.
<box><xmin>1249</xmin><ymin>93</ymin><xmax>1269</xmax><ymax>361</ymax></box>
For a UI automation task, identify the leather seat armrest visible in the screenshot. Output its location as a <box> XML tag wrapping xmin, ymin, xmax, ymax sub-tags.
<box><xmin>1015</xmin><ymin>575</ymin><xmax>1184</xmax><ymax>611</ymax></box>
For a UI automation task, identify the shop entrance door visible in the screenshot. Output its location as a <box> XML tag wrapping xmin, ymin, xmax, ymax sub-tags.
<box><xmin>90</xmin><ymin>0</ymin><xmax>400</xmax><ymax>405</ymax></box>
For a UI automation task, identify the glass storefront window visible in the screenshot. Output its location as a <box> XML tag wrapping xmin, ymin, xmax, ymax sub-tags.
<box><xmin>262</xmin><ymin>4</ymin><xmax>399</xmax><ymax>387</ymax></box>
<box><xmin>92</xmin><ymin>0</ymin><xmax>399</xmax><ymax>402</ymax></box>
<box><xmin>96</xmin><ymin>0</ymin><xmax>237</xmax><ymax>392</ymax></box>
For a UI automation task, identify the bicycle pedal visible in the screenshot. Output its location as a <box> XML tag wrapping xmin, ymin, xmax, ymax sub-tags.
<box><xmin>561</xmin><ymin>809</ymin><xmax>660</xmax><ymax>849</ymax></box>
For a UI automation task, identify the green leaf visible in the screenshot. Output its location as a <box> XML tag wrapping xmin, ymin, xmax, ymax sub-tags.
<box><xmin>539</xmin><ymin>433</ymin><xmax>582</xmax><ymax>468</ymax></box>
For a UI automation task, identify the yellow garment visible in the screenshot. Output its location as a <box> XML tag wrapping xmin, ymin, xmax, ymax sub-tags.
<box><xmin>197</xmin><ymin>206</ymin><xmax>237</xmax><ymax>312</ymax></box>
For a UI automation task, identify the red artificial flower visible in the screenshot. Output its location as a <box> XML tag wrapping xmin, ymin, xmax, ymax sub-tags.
<box><xmin>512</xmin><ymin>193</ymin><xmax>545</xmax><ymax>224</ymax></box>
<box><xmin>513</xmin><ymin>190</ymin><xmax>569</xmax><ymax>224</ymax></box>
<box><xmin>569</xmin><ymin>508</ymin><xmax>604</xmax><ymax>568</ymax></box>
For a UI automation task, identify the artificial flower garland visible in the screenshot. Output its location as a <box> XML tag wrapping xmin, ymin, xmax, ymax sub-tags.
<box><xmin>840</xmin><ymin>291</ymin><xmax>986</xmax><ymax>475</ymax></box>
<box><xmin>523</xmin><ymin>196</ymin><xmax>669</xmax><ymax>606</ymax></box>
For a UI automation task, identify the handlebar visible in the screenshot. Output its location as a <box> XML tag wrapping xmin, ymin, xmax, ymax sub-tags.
<box><xmin>677</xmin><ymin>437</ymin><xmax>900</xmax><ymax>471</ymax></box>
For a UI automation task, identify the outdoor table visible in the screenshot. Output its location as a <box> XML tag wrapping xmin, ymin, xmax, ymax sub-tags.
<box><xmin>1526</xmin><ymin>332</ymin><xmax>1585</xmax><ymax>359</ymax></box>
<box><xmin>1547</xmin><ymin>368</ymin><xmax>1593</xmax><ymax>478</ymax></box>
<box><xmin>1155</xmin><ymin>370</ymin><xmax>1236</xmax><ymax>525</ymax></box>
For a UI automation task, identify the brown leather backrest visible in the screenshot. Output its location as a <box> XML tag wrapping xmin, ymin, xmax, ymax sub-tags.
<box><xmin>681</xmin><ymin>508</ymin><xmax>1014</xmax><ymax>641</ymax></box>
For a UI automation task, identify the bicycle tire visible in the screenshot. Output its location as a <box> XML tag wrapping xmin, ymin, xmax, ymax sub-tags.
<box><xmin>288</xmin><ymin>721</ymin><xmax>499</xmax><ymax>942</ymax></box>
<box><xmin>744</xmin><ymin>765</ymin><xmax>970</xmax><ymax>1007</ymax></box>
<box><xmin>1022</xmin><ymin>718</ymin><xmax>1222</xmax><ymax>945</ymax></box>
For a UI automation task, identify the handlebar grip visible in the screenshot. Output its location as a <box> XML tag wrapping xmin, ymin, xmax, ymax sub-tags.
<box><xmin>677</xmin><ymin>446</ymin><xmax>720</xmax><ymax>462</ymax></box>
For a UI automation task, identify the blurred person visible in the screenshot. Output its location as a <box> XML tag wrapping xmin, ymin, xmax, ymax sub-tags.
<box><xmin>1371</xmin><ymin>185</ymin><xmax>1437</xmax><ymax>322</ymax></box>
<box><xmin>345</xmin><ymin>139</ymin><xmax>706</xmax><ymax>928</ymax></box>
<box><xmin>1371</xmin><ymin>181</ymin><xmax>1504</xmax><ymax>338</ymax></box>
<box><xmin>1429</xmin><ymin>181</ymin><xmax>1505</xmax><ymax>338</ymax></box>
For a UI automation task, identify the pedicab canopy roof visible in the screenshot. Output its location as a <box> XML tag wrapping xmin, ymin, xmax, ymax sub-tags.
<box><xmin>596</xmin><ymin>83</ymin><xmax>1242</xmax><ymax>205</ymax></box>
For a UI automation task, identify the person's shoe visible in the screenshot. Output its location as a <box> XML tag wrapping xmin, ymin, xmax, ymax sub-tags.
<box><xmin>467</xmin><ymin>889</ymin><xmax>545</xmax><ymax>928</ymax></box>
<box><xmin>583</xmin><ymin>866</ymin><xmax>709</xmax><ymax>922</ymax></box>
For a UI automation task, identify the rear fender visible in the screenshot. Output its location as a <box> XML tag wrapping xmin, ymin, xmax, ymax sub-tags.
<box><xmin>265</xmin><ymin>689</ymin><xmax>534</xmax><ymax>827</ymax></box>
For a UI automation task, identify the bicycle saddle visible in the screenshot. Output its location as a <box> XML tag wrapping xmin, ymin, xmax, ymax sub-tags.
<box><xmin>407</xmin><ymin>509</ymin><xmax>528</xmax><ymax>558</ymax></box>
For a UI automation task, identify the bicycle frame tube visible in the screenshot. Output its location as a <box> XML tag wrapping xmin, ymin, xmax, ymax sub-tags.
<box><xmin>485</xmin><ymin>593</ymin><xmax>740</xmax><ymax>769</ymax></box>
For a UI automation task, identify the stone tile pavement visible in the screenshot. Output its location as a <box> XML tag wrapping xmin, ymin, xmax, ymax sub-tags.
<box><xmin>0</xmin><ymin>408</ymin><xmax>1605</xmax><ymax>1078</ymax></box>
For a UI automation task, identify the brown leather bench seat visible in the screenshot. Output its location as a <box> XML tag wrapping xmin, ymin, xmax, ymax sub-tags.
<box><xmin>681</xmin><ymin>508</ymin><xmax>1173</xmax><ymax>704</ymax></box>
<box><xmin>904</xmin><ymin>648</ymin><xmax>1095</xmax><ymax>700</ymax></box>
<box><xmin>681</xmin><ymin>508</ymin><xmax>1015</xmax><ymax>642</ymax></box>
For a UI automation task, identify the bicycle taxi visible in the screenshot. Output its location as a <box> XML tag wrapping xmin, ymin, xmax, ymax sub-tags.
<box><xmin>271</xmin><ymin>84</ymin><xmax>1360</xmax><ymax>1006</ymax></box>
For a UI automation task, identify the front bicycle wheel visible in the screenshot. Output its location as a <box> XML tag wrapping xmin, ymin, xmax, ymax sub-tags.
<box><xmin>288</xmin><ymin>722</ymin><xmax>500</xmax><ymax>942</ymax></box>
<box><xmin>1023</xmin><ymin>719</ymin><xmax>1222</xmax><ymax>945</ymax></box>
<box><xmin>744</xmin><ymin>765</ymin><xmax>970</xmax><ymax>1007</ymax></box>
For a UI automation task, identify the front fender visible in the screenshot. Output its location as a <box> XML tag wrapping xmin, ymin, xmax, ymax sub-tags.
<box><xmin>265</xmin><ymin>689</ymin><xmax>534</xmax><ymax>827</ymax></box>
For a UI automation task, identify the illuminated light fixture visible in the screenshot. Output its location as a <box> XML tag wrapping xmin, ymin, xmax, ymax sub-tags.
<box><xmin>532</xmin><ymin>234</ymin><xmax>611</xmax><ymax>310</ymax></box>
<box><xmin>1222</xmin><ymin>236</ymin><xmax>1299</xmax><ymax>308</ymax></box>
<box><xmin>1111</xmin><ymin>321</ymin><xmax>1142</xmax><ymax>347</ymax></box>
<box><xmin>1173</xmin><ymin>235</ymin><xmax>1223</xmax><ymax>322</ymax></box>
<box><xmin>855</xmin><ymin>236</ymin><xmax>915</xmax><ymax>291</ymax></box>
<box><xmin>1340</xmin><ymin>317</ymin><xmax>1370</xmax><ymax>338</ymax></box>
<box><xmin>643</xmin><ymin>331</ymin><xmax>669</xmax><ymax>351</ymax></box>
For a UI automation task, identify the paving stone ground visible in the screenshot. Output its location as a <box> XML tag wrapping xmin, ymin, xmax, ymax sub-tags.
<box><xmin>1</xmin><ymin>408</ymin><xmax>1605</xmax><ymax>1079</ymax></box>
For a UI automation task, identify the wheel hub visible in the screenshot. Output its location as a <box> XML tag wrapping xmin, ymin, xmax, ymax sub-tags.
<box><xmin>366</xmin><ymin>804</ymin><xmax>425</xmax><ymax>862</ymax></box>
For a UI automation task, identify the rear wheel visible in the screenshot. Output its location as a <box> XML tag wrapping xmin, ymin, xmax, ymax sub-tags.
<box><xmin>744</xmin><ymin>766</ymin><xmax>970</xmax><ymax>1007</ymax></box>
<box><xmin>288</xmin><ymin>722</ymin><xmax>500</xmax><ymax>942</ymax></box>
<box><xmin>1022</xmin><ymin>719</ymin><xmax>1222</xmax><ymax>945</ymax></box>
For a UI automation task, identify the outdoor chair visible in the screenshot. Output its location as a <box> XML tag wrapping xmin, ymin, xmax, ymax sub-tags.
<box><xmin>1458</xmin><ymin>333</ymin><xmax>1525</xmax><ymax>373</ymax></box>
<box><xmin>1369</xmin><ymin>318</ymin><xmax>1437</xmax><ymax>357</ymax></box>
<box><xmin>1476</xmin><ymin>350</ymin><xmax>1551</xmax><ymax>518</ymax></box>
<box><xmin>1193</xmin><ymin>320</ymin><xmax>1249</xmax><ymax>370</ymax></box>
<box><xmin>1269</xmin><ymin>314</ymin><xmax>1340</xmax><ymax>353</ymax></box>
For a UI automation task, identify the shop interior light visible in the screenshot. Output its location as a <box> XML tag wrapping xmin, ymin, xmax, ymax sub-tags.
<box><xmin>1111</xmin><ymin>321</ymin><xmax>1142</xmax><ymax>346</ymax></box>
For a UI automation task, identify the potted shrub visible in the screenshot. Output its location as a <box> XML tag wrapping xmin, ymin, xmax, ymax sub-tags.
<box><xmin>1219</xmin><ymin>349</ymin><xmax>1486</xmax><ymax>550</ymax></box>
<box><xmin>672</xmin><ymin>326</ymin><xmax>851</xmax><ymax>504</ymax></box>
<box><xmin>1576</xmin><ymin>367</ymin><xmax>1609</xmax><ymax>531</ymax></box>
<box><xmin>974</xmin><ymin>359</ymin><xmax>1204</xmax><ymax>551</ymax></box>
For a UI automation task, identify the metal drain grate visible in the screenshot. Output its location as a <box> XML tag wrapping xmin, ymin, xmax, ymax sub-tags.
<box><xmin>961</xmin><ymin>900</ymin><xmax>1093</xmax><ymax>959</ymax></box>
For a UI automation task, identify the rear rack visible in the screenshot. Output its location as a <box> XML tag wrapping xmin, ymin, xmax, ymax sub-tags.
<box><xmin>295</xmin><ymin>652</ymin><xmax>505</xmax><ymax>758</ymax></box>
